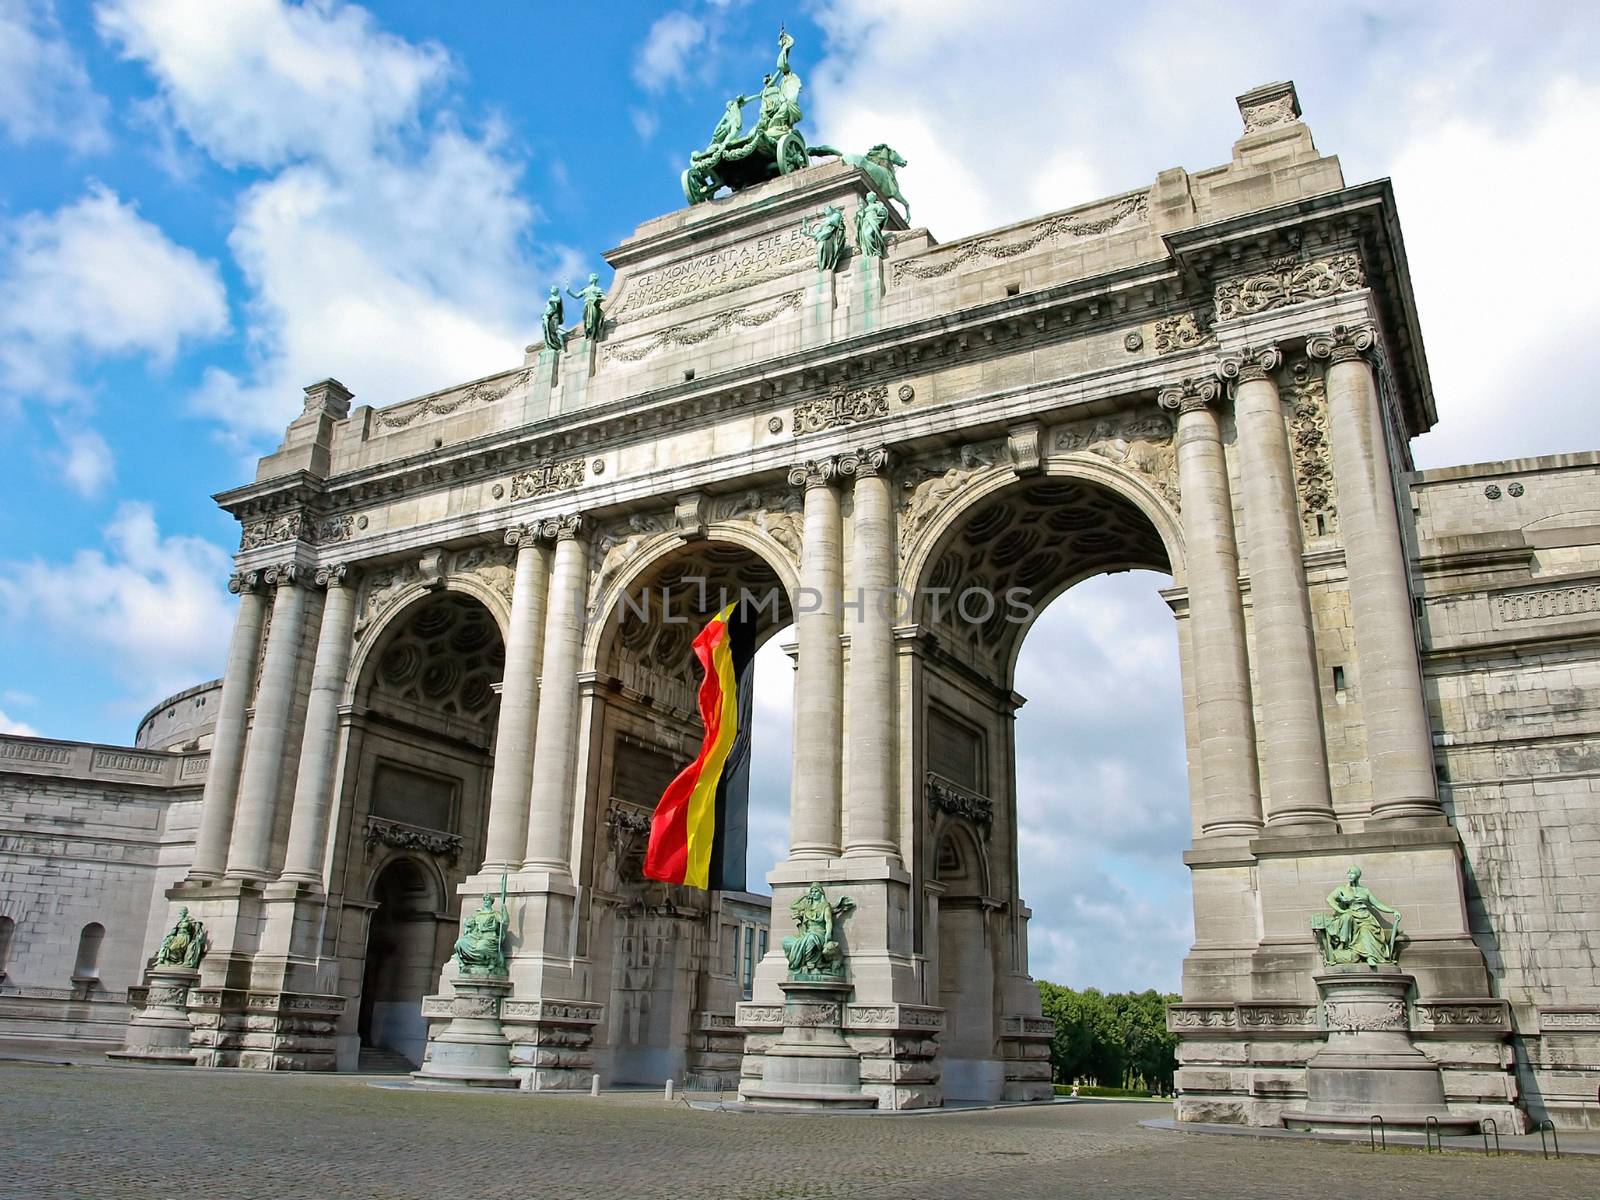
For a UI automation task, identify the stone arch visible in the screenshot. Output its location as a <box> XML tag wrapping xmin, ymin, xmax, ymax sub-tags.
<box><xmin>351</xmin><ymin>590</ymin><xmax>506</xmax><ymax>732</ymax></box>
<box><xmin>358</xmin><ymin>855</ymin><xmax>445</xmax><ymax>1067</ymax></box>
<box><xmin>72</xmin><ymin>922</ymin><xmax>105</xmax><ymax>981</ymax></box>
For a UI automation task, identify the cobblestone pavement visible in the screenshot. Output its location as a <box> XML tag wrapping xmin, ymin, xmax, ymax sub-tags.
<box><xmin>2</xmin><ymin>1063</ymin><xmax>1596</xmax><ymax>1200</ymax></box>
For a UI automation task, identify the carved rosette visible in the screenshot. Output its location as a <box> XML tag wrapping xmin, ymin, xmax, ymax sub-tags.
<box><xmin>1306</xmin><ymin>322</ymin><xmax>1377</xmax><ymax>366</ymax></box>
<box><xmin>1157</xmin><ymin>376</ymin><xmax>1221</xmax><ymax>415</ymax></box>
<box><xmin>1213</xmin><ymin>253</ymin><xmax>1365</xmax><ymax>322</ymax></box>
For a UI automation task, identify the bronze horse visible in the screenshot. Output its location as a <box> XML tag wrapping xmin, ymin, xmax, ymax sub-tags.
<box><xmin>808</xmin><ymin>143</ymin><xmax>911</xmax><ymax>223</ymax></box>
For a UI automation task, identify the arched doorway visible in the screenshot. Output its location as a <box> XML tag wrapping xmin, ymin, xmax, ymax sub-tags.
<box><xmin>334</xmin><ymin>587</ymin><xmax>505</xmax><ymax>1070</ymax></box>
<box><xmin>906</xmin><ymin>463</ymin><xmax>1181</xmax><ymax>1102</ymax></box>
<box><xmin>584</xmin><ymin>530</ymin><xmax>795</xmax><ymax>1086</ymax></box>
<box><xmin>358</xmin><ymin>857</ymin><xmax>442</xmax><ymax>1067</ymax></box>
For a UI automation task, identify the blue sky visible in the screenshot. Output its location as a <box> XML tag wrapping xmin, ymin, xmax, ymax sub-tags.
<box><xmin>2</xmin><ymin>1</ymin><xmax>1597</xmax><ymax>991</ymax></box>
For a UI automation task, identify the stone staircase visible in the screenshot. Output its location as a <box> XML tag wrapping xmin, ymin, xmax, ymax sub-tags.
<box><xmin>355</xmin><ymin>1046</ymin><xmax>417</xmax><ymax>1074</ymax></box>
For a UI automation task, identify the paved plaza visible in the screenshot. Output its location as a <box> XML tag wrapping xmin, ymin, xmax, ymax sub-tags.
<box><xmin>1</xmin><ymin>1063</ymin><xmax>1595</xmax><ymax>1200</ymax></box>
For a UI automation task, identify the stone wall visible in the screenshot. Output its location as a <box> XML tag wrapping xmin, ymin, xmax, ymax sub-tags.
<box><xmin>0</xmin><ymin>737</ymin><xmax>202</xmax><ymax>1043</ymax></box>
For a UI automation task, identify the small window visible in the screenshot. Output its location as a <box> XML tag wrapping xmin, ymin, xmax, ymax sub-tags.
<box><xmin>1314</xmin><ymin>514</ymin><xmax>1327</xmax><ymax>536</ymax></box>
<box><xmin>1005</xmin><ymin>282</ymin><xmax>1020</xmax><ymax>297</ymax></box>
<box><xmin>0</xmin><ymin>915</ymin><xmax>14</xmax><ymax>976</ymax></box>
<box><xmin>1332</xmin><ymin>666</ymin><xmax>1347</xmax><ymax>693</ymax></box>
<box><xmin>73</xmin><ymin>922</ymin><xmax>105</xmax><ymax>980</ymax></box>
<box><xmin>683</xmin><ymin>368</ymin><xmax>696</xmax><ymax>382</ymax></box>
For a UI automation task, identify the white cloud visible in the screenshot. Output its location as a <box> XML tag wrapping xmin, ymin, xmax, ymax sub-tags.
<box><xmin>630</xmin><ymin>105</ymin><xmax>661</xmax><ymax>143</ymax></box>
<box><xmin>94</xmin><ymin>0</ymin><xmax>450</xmax><ymax>169</ymax></box>
<box><xmin>0</xmin><ymin>502</ymin><xmax>233</xmax><ymax>713</ymax></box>
<box><xmin>0</xmin><ymin>709</ymin><xmax>40</xmax><ymax>737</ymax></box>
<box><xmin>52</xmin><ymin>423</ymin><xmax>117</xmax><ymax>497</ymax></box>
<box><xmin>633</xmin><ymin>11</ymin><xmax>705</xmax><ymax>92</ymax></box>
<box><xmin>0</xmin><ymin>0</ymin><xmax>110</xmax><ymax>152</ymax></box>
<box><xmin>0</xmin><ymin>184</ymin><xmax>229</xmax><ymax>399</ymax></box>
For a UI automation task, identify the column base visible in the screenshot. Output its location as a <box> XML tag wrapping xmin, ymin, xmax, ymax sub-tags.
<box><xmin>108</xmin><ymin>967</ymin><xmax>199</xmax><ymax>1067</ymax></box>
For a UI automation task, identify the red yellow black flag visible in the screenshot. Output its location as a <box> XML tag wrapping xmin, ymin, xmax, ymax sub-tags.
<box><xmin>643</xmin><ymin>600</ymin><xmax>755</xmax><ymax>890</ymax></box>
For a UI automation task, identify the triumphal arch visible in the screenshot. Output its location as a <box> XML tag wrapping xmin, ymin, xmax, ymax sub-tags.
<box><xmin>70</xmin><ymin>50</ymin><xmax>1597</xmax><ymax>1128</ymax></box>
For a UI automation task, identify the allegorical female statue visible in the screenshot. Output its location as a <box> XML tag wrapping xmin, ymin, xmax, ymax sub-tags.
<box><xmin>451</xmin><ymin>875</ymin><xmax>509</xmax><ymax>976</ymax></box>
<box><xmin>151</xmin><ymin>906</ymin><xmax>205</xmax><ymax>969</ymax></box>
<box><xmin>782</xmin><ymin>883</ymin><xmax>855</xmax><ymax>980</ymax></box>
<box><xmin>540</xmin><ymin>285</ymin><xmax>567</xmax><ymax>352</ymax></box>
<box><xmin>566</xmin><ymin>274</ymin><xmax>606</xmax><ymax>342</ymax></box>
<box><xmin>1311</xmin><ymin>865</ymin><xmax>1403</xmax><ymax>966</ymax></box>
<box><xmin>800</xmin><ymin>204</ymin><xmax>846</xmax><ymax>272</ymax></box>
<box><xmin>855</xmin><ymin>191</ymin><xmax>890</xmax><ymax>258</ymax></box>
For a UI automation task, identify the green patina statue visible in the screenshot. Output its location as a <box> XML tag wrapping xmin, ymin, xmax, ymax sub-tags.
<box><xmin>567</xmin><ymin>274</ymin><xmax>605</xmax><ymax>342</ymax></box>
<box><xmin>855</xmin><ymin>191</ymin><xmax>890</xmax><ymax>258</ymax></box>
<box><xmin>451</xmin><ymin>874</ymin><xmax>509</xmax><ymax>976</ymax></box>
<box><xmin>151</xmin><ymin>906</ymin><xmax>205</xmax><ymax>969</ymax></box>
<box><xmin>808</xmin><ymin>143</ymin><xmax>911</xmax><ymax>223</ymax></box>
<box><xmin>540</xmin><ymin>286</ymin><xmax>567</xmax><ymax>353</ymax></box>
<box><xmin>782</xmin><ymin>883</ymin><xmax>856</xmax><ymax>980</ymax></box>
<box><xmin>1311</xmin><ymin>865</ymin><xmax>1403</xmax><ymax>967</ymax></box>
<box><xmin>800</xmin><ymin>203</ymin><xmax>847</xmax><ymax>272</ymax></box>
<box><xmin>683</xmin><ymin>29</ymin><xmax>810</xmax><ymax>204</ymax></box>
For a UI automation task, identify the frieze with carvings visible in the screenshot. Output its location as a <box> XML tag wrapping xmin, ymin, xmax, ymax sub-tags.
<box><xmin>1287</xmin><ymin>365</ymin><xmax>1337</xmax><ymax>537</ymax></box>
<box><xmin>364</xmin><ymin>817</ymin><xmax>462</xmax><ymax>863</ymax></box>
<box><xmin>616</xmin><ymin>228</ymin><xmax>814</xmax><ymax>319</ymax></box>
<box><xmin>1538</xmin><ymin>1008</ymin><xmax>1600</xmax><ymax>1032</ymax></box>
<box><xmin>508</xmin><ymin>456</ymin><xmax>586</xmax><ymax>501</ymax></box>
<box><xmin>1499</xmin><ymin>584</ymin><xmax>1600</xmax><ymax>624</ymax></box>
<box><xmin>898</xmin><ymin>442</ymin><xmax>1002</xmax><ymax>557</ymax></box>
<box><xmin>590</xmin><ymin>512</ymin><xmax>672</xmax><ymax>610</ymax></box>
<box><xmin>927</xmin><ymin>773</ymin><xmax>995</xmax><ymax>828</ymax></box>
<box><xmin>1323</xmin><ymin>999</ymin><xmax>1406</xmax><ymax>1032</ymax></box>
<box><xmin>1241</xmin><ymin>94</ymin><xmax>1299</xmax><ymax>134</ymax></box>
<box><xmin>793</xmin><ymin>384</ymin><xmax>889</xmax><ymax>436</ymax></box>
<box><xmin>1054</xmin><ymin>414</ymin><xmax>1180</xmax><ymax>511</ymax></box>
<box><xmin>602</xmin><ymin>292</ymin><xmax>801</xmax><ymax>364</ymax></box>
<box><xmin>1415</xmin><ymin>1002</ymin><xmax>1508</xmax><ymax>1030</ymax></box>
<box><xmin>707</xmin><ymin>489</ymin><xmax>803</xmax><ymax>562</ymax></box>
<box><xmin>1213</xmin><ymin>252</ymin><xmax>1365</xmax><ymax>321</ymax></box>
<box><xmin>892</xmin><ymin>193</ymin><xmax>1148</xmax><ymax>284</ymax></box>
<box><xmin>240</xmin><ymin>511</ymin><xmax>303</xmax><ymax>551</ymax></box>
<box><xmin>375</xmin><ymin>369</ymin><xmax>533</xmax><ymax>430</ymax></box>
<box><xmin>1153</xmin><ymin>309</ymin><xmax>1215</xmax><ymax>355</ymax></box>
<box><xmin>1169</xmin><ymin>1005</ymin><xmax>1238</xmax><ymax>1031</ymax></box>
<box><xmin>309</xmin><ymin>514</ymin><xmax>355</xmax><ymax>545</ymax></box>
<box><xmin>1238</xmin><ymin>1004</ymin><xmax>1318</xmax><ymax>1029</ymax></box>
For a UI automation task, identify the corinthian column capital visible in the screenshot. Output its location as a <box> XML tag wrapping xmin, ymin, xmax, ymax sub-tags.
<box><xmin>1157</xmin><ymin>376</ymin><xmax>1222</xmax><ymax>415</ymax></box>
<box><xmin>1216</xmin><ymin>345</ymin><xmax>1283</xmax><ymax>385</ymax></box>
<box><xmin>314</xmin><ymin>562</ymin><xmax>352</xmax><ymax>589</ymax></box>
<box><xmin>263</xmin><ymin>562</ymin><xmax>301</xmax><ymax>588</ymax></box>
<box><xmin>787</xmin><ymin>456</ymin><xmax>842</xmax><ymax>490</ymax></box>
<box><xmin>540</xmin><ymin>513</ymin><xmax>586</xmax><ymax>542</ymax></box>
<box><xmin>839</xmin><ymin>445</ymin><xmax>892</xmax><ymax>478</ymax></box>
<box><xmin>1306</xmin><ymin>323</ymin><xmax>1377</xmax><ymax>365</ymax></box>
<box><xmin>505</xmin><ymin>523</ymin><xmax>538</xmax><ymax>548</ymax></box>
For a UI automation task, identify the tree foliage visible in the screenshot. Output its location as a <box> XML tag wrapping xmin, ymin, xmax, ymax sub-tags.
<box><xmin>1035</xmin><ymin>981</ymin><xmax>1179</xmax><ymax>1093</ymax></box>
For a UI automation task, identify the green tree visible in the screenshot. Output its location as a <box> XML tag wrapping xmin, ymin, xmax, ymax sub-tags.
<box><xmin>1034</xmin><ymin>980</ymin><xmax>1179</xmax><ymax>1093</ymax></box>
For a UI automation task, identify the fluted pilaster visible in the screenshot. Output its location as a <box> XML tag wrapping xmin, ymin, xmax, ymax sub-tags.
<box><xmin>483</xmin><ymin>526</ymin><xmax>551</xmax><ymax>869</ymax></box>
<box><xmin>786</xmin><ymin>458</ymin><xmax>844</xmax><ymax>859</ymax></box>
<box><xmin>524</xmin><ymin>515</ymin><xmax>587</xmax><ymax>873</ymax></box>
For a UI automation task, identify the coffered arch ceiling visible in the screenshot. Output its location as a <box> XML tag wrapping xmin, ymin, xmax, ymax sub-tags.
<box><xmin>358</xmin><ymin>592</ymin><xmax>506</xmax><ymax>743</ymax></box>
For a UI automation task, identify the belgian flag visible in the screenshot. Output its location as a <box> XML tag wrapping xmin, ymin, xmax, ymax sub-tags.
<box><xmin>643</xmin><ymin>600</ymin><xmax>754</xmax><ymax>891</ymax></box>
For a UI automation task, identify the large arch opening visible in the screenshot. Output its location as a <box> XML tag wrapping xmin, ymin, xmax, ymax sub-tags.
<box><xmin>908</xmin><ymin>467</ymin><xmax>1187</xmax><ymax>1101</ymax></box>
<box><xmin>335</xmin><ymin>588</ymin><xmax>505</xmax><ymax>1070</ymax></box>
<box><xmin>585</xmin><ymin>532</ymin><xmax>795</xmax><ymax>1085</ymax></box>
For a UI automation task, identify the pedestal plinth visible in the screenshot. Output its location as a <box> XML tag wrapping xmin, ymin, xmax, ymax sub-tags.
<box><xmin>107</xmin><ymin>966</ymin><xmax>198</xmax><ymax>1066</ymax></box>
<box><xmin>1282</xmin><ymin>968</ymin><xmax>1475</xmax><ymax>1133</ymax></box>
<box><xmin>413</xmin><ymin>976</ymin><xmax>518</xmax><ymax>1089</ymax></box>
<box><xmin>741</xmin><ymin>980</ymin><xmax>876</xmax><ymax>1110</ymax></box>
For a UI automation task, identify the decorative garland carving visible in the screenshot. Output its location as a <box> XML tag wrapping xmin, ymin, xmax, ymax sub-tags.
<box><xmin>927</xmin><ymin>773</ymin><xmax>994</xmax><ymax>828</ymax></box>
<box><xmin>508</xmin><ymin>456</ymin><xmax>585</xmax><ymax>501</ymax></box>
<box><xmin>1153</xmin><ymin>309</ymin><xmax>1215</xmax><ymax>355</ymax></box>
<box><xmin>1323</xmin><ymin>999</ymin><xmax>1406</xmax><ymax>1032</ymax></box>
<box><xmin>1213</xmin><ymin>252</ymin><xmax>1365</xmax><ymax>321</ymax></box>
<box><xmin>892</xmin><ymin>193</ymin><xmax>1148</xmax><ymax>283</ymax></box>
<box><xmin>793</xmin><ymin>384</ymin><xmax>889</xmax><ymax>435</ymax></box>
<box><xmin>1054</xmin><ymin>414</ymin><xmax>1179</xmax><ymax>511</ymax></box>
<box><xmin>1287</xmin><ymin>364</ymin><xmax>1337</xmax><ymax>537</ymax></box>
<box><xmin>375</xmin><ymin>369</ymin><xmax>532</xmax><ymax>430</ymax></box>
<box><xmin>364</xmin><ymin>817</ymin><xmax>462</xmax><ymax>862</ymax></box>
<box><xmin>601</xmin><ymin>292</ymin><xmax>802</xmax><ymax>364</ymax></box>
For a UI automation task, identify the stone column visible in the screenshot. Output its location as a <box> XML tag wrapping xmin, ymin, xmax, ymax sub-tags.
<box><xmin>842</xmin><ymin>445</ymin><xmax>899</xmax><ymax>858</ymax></box>
<box><xmin>785</xmin><ymin>459</ymin><xmax>844</xmax><ymax>860</ymax></box>
<box><xmin>1221</xmin><ymin>345</ymin><xmax>1335</xmax><ymax>830</ymax></box>
<box><xmin>227</xmin><ymin>563</ymin><xmax>313</xmax><ymax>880</ymax></box>
<box><xmin>187</xmin><ymin>572</ymin><xmax>270</xmax><ymax>881</ymax></box>
<box><xmin>483</xmin><ymin>526</ymin><xmax>551</xmax><ymax>870</ymax></box>
<box><xmin>1158</xmin><ymin>378</ymin><xmax>1263</xmax><ymax>837</ymax></box>
<box><xmin>278</xmin><ymin>564</ymin><xmax>358</xmax><ymax>884</ymax></box>
<box><xmin>524</xmin><ymin>515</ymin><xmax>586</xmax><ymax>873</ymax></box>
<box><xmin>1309</xmin><ymin>324</ymin><xmax>1440</xmax><ymax>822</ymax></box>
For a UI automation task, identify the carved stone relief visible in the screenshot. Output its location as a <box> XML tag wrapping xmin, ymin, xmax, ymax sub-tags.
<box><xmin>1213</xmin><ymin>252</ymin><xmax>1365</xmax><ymax>322</ymax></box>
<box><xmin>508</xmin><ymin>456</ymin><xmax>585</xmax><ymax>501</ymax></box>
<box><xmin>375</xmin><ymin>368</ymin><xmax>532</xmax><ymax>430</ymax></box>
<box><xmin>1153</xmin><ymin>309</ymin><xmax>1215</xmax><ymax>355</ymax></box>
<box><xmin>1053</xmin><ymin>413</ymin><xmax>1180</xmax><ymax>512</ymax></box>
<box><xmin>614</xmin><ymin>227</ymin><xmax>815</xmax><ymax>319</ymax></box>
<box><xmin>892</xmin><ymin>193</ymin><xmax>1148</xmax><ymax>284</ymax></box>
<box><xmin>1287</xmin><ymin>363</ymin><xmax>1337</xmax><ymax>537</ymax></box>
<box><xmin>602</xmin><ymin>292</ymin><xmax>801</xmax><ymax>364</ymax></box>
<box><xmin>897</xmin><ymin>441</ymin><xmax>1002</xmax><ymax>558</ymax></box>
<box><xmin>240</xmin><ymin>512</ymin><xmax>302</xmax><ymax>551</ymax></box>
<box><xmin>793</xmin><ymin>384</ymin><xmax>889</xmax><ymax>436</ymax></box>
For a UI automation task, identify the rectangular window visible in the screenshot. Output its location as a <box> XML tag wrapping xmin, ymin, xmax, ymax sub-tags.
<box><xmin>743</xmin><ymin>927</ymin><xmax>755</xmax><ymax>999</ymax></box>
<box><xmin>928</xmin><ymin>708</ymin><xmax>985</xmax><ymax>792</ymax></box>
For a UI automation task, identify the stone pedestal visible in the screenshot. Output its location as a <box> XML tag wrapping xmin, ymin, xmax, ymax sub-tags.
<box><xmin>740</xmin><ymin>980</ymin><xmax>876</xmax><ymax>1109</ymax></box>
<box><xmin>108</xmin><ymin>966</ymin><xmax>199</xmax><ymax>1066</ymax></box>
<box><xmin>1282</xmin><ymin>968</ymin><xmax>1475</xmax><ymax>1133</ymax></box>
<box><xmin>413</xmin><ymin>977</ymin><xmax>517</xmax><ymax>1088</ymax></box>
